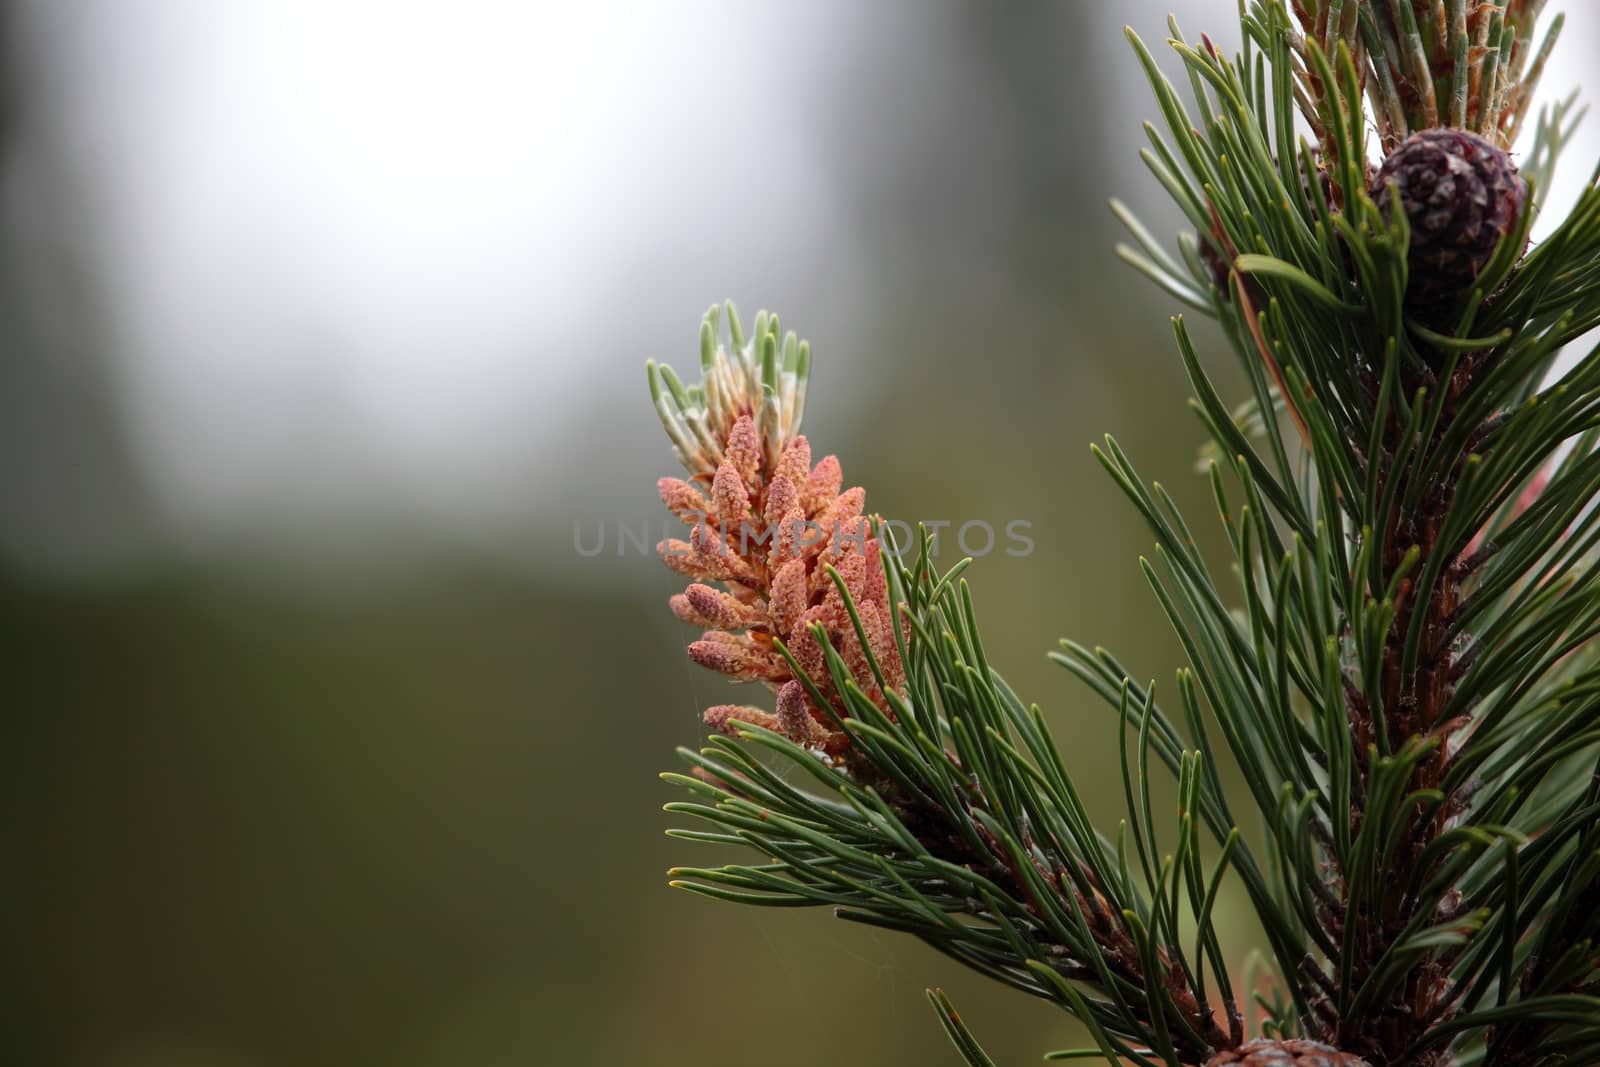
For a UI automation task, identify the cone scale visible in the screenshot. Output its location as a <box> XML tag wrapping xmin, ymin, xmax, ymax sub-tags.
<box><xmin>1204</xmin><ymin>1038</ymin><xmax>1372</xmax><ymax>1067</ymax></box>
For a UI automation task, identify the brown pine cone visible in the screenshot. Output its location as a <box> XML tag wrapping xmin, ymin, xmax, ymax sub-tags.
<box><xmin>1204</xmin><ymin>1038</ymin><xmax>1371</xmax><ymax>1067</ymax></box>
<box><xmin>1370</xmin><ymin>128</ymin><xmax>1527</xmax><ymax>322</ymax></box>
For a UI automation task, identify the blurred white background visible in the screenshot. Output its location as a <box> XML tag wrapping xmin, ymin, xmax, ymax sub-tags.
<box><xmin>7</xmin><ymin>1</ymin><xmax>1596</xmax><ymax>571</ymax></box>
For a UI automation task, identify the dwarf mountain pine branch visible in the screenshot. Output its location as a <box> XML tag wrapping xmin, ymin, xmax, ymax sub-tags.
<box><xmin>644</xmin><ymin>3</ymin><xmax>1600</xmax><ymax>1065</ymax></box>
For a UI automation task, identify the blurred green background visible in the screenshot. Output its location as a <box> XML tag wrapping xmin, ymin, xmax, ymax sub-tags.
<box><xmin>5</xmin><ymin>3</ymin><xmax>1595</xmax><ymax>1066</ymax></box>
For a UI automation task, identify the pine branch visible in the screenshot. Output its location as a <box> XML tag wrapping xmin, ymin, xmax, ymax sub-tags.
<box><xmin>642</xmin><ymin>4</ymin><xmax>1600</xmax><ymax>1065</ymax></box>
<box><xmin>1112</xmin><ymin>3</ymin><xmax>1600</xmax><ymax>1063</ymax></box>
<box><xmin>647</xmin><ymin>304</ymin><xmax>1262</xmax><ymax>1064</ymax></box>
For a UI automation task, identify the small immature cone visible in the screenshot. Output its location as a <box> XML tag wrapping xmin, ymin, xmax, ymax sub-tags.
<box><xmin>1205</xmin><ymin>1038</ymin><xmax>1370</xmax><ymax>1067</ymax></box>
<box><xmin>1371</xmin><ymin>129</ymin><xmax>1527</xmax><ymax>323</ymax></box>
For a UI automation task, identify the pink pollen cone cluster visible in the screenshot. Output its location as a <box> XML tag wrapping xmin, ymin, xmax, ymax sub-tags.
<box><xmin>648</xmin><ymin>306</ymin><xmax>904</xmax><ymax>756</ymax></box>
